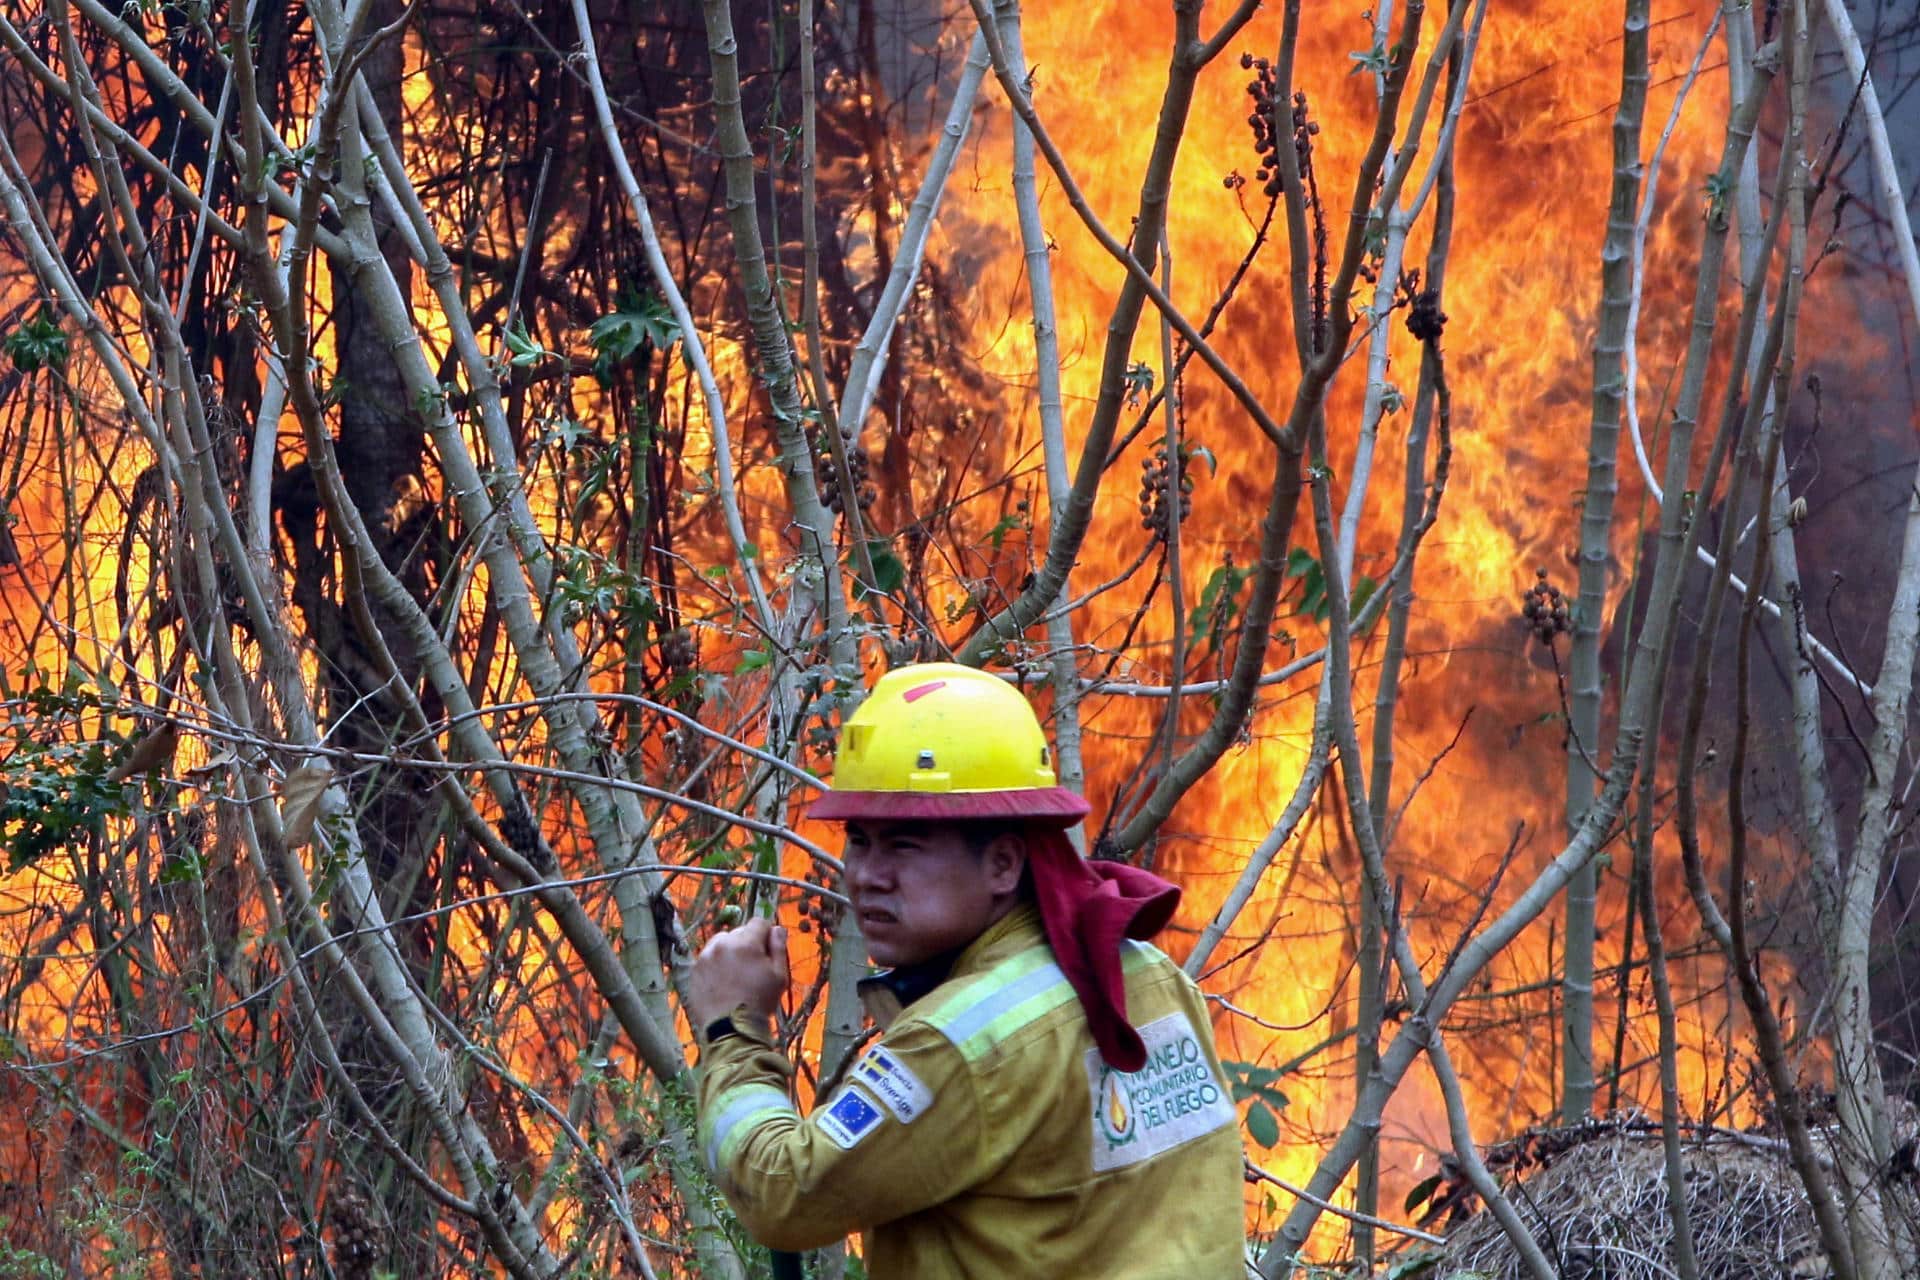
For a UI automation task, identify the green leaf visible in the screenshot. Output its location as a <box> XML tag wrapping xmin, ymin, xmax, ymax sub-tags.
<box><xmin>158</xmin><ymin>851</ymin><xmax>206</xmax><ymax>885</ymax></box>
<box><xmin>1188</xmin><ymin>560</ymin><xmax>1253</xmax><ymax>652</ymax></box>
<box><xmin>0</xmin><ymin>683</ymin><xmax>136</xmax><ymax>870</ymax></box>
<box><xmin>734</xmin><ymin>648</ymin><xmax>771</xmax><ymax>675</ymax></box>
<box><xmin>1221</xmin><ymin>1059</ymin><xmax>1281</xmax><ymax>1100</ymax></box>
<box><xmin>852</xmin><ymin>540</ymin><xmax>906</xmax><ymax>599</ymax></box>
<box><xmin>502</xmin><ymin>321</ymin><xmax>553</xmax><ymax>368</ymax></box>
<box><xmin>986</xmin><ymin>511</ymin><xmax>1025</xmax><ymax>551</ymax></box>
<box><xmin>1284</xmin><ymin>548</ymin><xmax>1329</xmax><ymax>621</ymax></box>
<box><xmin>572</xmin><ymin>446</ymin><xmax>617</xmax><ymax>515</ymax></box>
<box><xmin>3</xmin><ymin>306</ymin><xmax>68</xmax><ymax>375</ymax></box>
<box><xmin>588</xmin><ymin>288</ymin><xmax>681</xmax><ymax>384</ymax></box>
<box><xmin>1348</xmin><ymin>40</ymin><xmax>1389</xmax><ymax>76</ymax></box>
<box><xmin>1244</xmin><ymin>1099</ymin><xmax>1280</xmax><ymax>1150</ymax></box>
<box><xmin>1403</xmin><ymin>1172</ymin><xmax>1444</xmax><ymax>1214</ymax></box>
<box><xmin>1351</xmin><ymin>573</ymin><xmax>1379</xmax><ymax>621</ymax></box>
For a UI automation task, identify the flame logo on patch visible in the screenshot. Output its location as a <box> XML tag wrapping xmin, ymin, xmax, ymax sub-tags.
<box><xmin>1096</xmin><ymin>1069</ymin><xmax>1135</xmax><ymax>1146</ymax></box>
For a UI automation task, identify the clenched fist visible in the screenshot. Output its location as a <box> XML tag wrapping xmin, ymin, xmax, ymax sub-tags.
<box><xmin>687</xmin><ymin>917</ymin><xmax>790</xmax><ymax>1032</ymax></box>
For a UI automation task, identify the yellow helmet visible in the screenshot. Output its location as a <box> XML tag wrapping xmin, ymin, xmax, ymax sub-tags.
<box><xmin>810</xmin><ymin>663</ymin><xmax>1089</xmax><ymax>826</ymax></box>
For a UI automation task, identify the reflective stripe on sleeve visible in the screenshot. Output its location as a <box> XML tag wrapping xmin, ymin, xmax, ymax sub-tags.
<box><xmin>703</xmin><ymin>1084</ymin><xmax>797</xmax><ymax>1174</ymax></box>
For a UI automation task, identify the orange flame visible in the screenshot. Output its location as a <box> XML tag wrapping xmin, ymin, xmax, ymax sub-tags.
<box><xmin>944</xmin><ymin>0</ymin><xmax>1788</xmax><ymax>1234</ymax></box>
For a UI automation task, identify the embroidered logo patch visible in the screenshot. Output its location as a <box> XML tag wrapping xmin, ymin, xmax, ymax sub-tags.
<box><xmin>1086</xmin><ymin>1011</ymin><xmax>1235</xmax><ymax>1173</ymax></box>
<box><xmin>850</xmin><ymin>1046</ymin><xmax>934</xmax><ymax>1124</ymax></box>
<box><xmin>817</xmin><ymin>1086</ymin><xmax>886</xmax><ymax>1150</ymax></box>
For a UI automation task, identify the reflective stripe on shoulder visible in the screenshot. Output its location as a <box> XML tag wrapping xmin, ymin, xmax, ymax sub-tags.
<box><xmin>920</xmin><ymin>946</ymin><xmax>1073</xmax><ymax>1062</ymax></box>
<box><xmin>703</xmin><ymin>1083</ymin><xmax>796</xmax><ymax>1174</ymax></box>
<box><xmin>920</xmin><ymin>941</ymin><xmax>1172</xmax><ymax>1062</ymax></box>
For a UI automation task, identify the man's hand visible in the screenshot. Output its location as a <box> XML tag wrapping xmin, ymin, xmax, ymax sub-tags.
<box><xmin>688</xmin><ymin>917</ymin><xmax>790</xmax><ymax>1032</ymax></box>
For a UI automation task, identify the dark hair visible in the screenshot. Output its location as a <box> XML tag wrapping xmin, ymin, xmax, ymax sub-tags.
<box><xmin>953</xmin><ymin>820</ymin><xmax>1028</xmax><ymax>854</ymax></box>
<box><xmin>952</xmin><ymin>821</ymin><xmax>1037</xmax><ymax>900</ymax></box>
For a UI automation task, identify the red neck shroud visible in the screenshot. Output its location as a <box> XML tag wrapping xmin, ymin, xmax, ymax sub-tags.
<box><xmin>1026</xmin><ymin>830</ymin><xmax>1181</xmax><ymax>1072</ymax></box>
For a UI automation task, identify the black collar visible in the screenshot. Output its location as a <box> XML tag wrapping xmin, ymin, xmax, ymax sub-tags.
<box><xmin>855</xmin><ymin>946</ymin><xmax>965</xmax><ymax>1027</ymax></box>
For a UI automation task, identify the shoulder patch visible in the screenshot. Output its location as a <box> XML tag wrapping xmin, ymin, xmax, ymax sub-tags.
<box><xmin>817</xmin><ymin>1085</ymin><xmax>887</xmax><ymax>1150</ymax></box>
<box><xmin>851</xmin><ymin>1045</ymin><xmax>935</xmax><ymax>1124</ymax></box>
<box><xmin>1086</xmin><ymin>1010</ymin><xmax>1235</xmax><ymax>1173</ymax></box>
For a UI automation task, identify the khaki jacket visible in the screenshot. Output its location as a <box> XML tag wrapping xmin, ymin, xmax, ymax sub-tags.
<box><xmin>697</xmin><ymin>906</ymin><xmax>1247</xmax><ymax>1278</ymax></box>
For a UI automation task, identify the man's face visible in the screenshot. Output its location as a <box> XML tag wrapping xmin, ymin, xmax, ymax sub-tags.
<box><xmin>841</xmin><ymin>821</ymin><xmax>1023</xmax><ymax>968</ymax></box>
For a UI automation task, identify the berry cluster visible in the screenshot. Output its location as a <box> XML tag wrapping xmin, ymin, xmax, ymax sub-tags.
<box><xmin>1521</xmin><ymin>569</ymin><xmax>1570</xmax><ymax>645</ymax></box>
<box><xmin>795</xmin><ymin>888</ymin><xmax>839</xmax><ymax>938</ymax></box>
<box><xmin>1138</xmin><ymin>444</ymin><xmax>1193</xmax><ymax>540</ymax></box>
<box><xmin>1406</xmin><ymin>286</ymin><xmax>1448</xmax><ymax>342</ymax></box>
<box><xmin>659</xmin><ymin>626</ymin><xmax>697</xmax><ymax>675</ymax></box>
<box><xmin>329</xmin><ymin>1189</ymin><xmax>379</xmax><ymax>1280</ymax></box>
<box><xmin>810</xmin><ymin>423</ymin><xmax>877</xmax><ymax>517</ymax></box>
<box><xmin>1242</xmin><ymin>55</ymin><xmax>1316</xmax><ymax>198</ymax></box>
<box><xmin>499</xmin><ymin>797</ymin><xmax>556</xmax><ymax>874</ymax></box>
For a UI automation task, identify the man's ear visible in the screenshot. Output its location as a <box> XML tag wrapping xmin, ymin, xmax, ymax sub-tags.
<box><xmin>981</xmin><ymin>831</ymin><xmax>1028</xmax><ymax>897</ymax></box>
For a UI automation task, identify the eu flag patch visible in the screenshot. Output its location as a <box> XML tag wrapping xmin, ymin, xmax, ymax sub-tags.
<box><xmin>817</xmin><ymin>1086</ymin><xmax>885</xmax><ymax>1150</ymax></box>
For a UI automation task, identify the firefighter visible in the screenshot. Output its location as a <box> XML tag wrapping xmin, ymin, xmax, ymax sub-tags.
<box><xmin>687</xmin><ymin>663</ymin><xmax>1248</xmax><ymax>1278</ymax></box>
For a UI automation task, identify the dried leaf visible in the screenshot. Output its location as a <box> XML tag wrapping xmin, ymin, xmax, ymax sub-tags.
<box><xmin>105</xmin><ymin>724</ymin><xmax>178</xmax><ymax>784</ymax></box>
<box><xmin>183</xmin><ymin>751</ymin><xmax>239</xmax><ymax>783</ymax></box>
<box><xmin>279</xmin><ymin>765</ymin><xmax>332</xmax><ymax>849</ymax></box>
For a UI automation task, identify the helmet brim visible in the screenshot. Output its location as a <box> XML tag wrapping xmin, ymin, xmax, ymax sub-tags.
<box><xmin>809</xmin><ymin>786</ymin><xmax>1091</xmax><ymax>827</ymax></box>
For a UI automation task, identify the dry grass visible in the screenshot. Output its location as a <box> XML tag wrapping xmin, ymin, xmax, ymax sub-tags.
<box><xmin>1438</xmin><ymin>1115</ymin><xmax>1919</xmax><ymax>1280</ymax></box>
